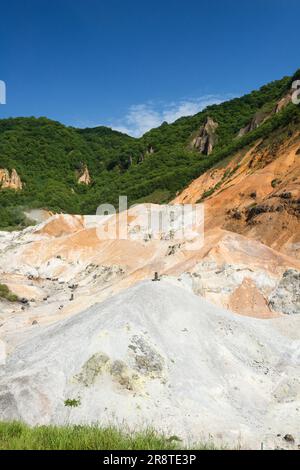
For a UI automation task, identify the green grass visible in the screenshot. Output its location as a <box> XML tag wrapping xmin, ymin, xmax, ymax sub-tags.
<box><xmin>0</xmin><ymin>284</ymin><xmax>19</xmax><ymax>302</ymax></box>
<box><xmin>64</xmin><ymin>398</ymin><xmax>81</xmax><ymax>408</ymax></box>
<box><xmin>271</xmin><ymin>178</ymin><xmax>281</xmax><ymax>188</ymax></box>
<box><xmin>0</xmin><ymin>422</ymin><xmax>217</xmax><ymax>450</ymax></box>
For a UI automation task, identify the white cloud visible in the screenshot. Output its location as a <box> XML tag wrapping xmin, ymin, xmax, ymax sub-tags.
<box><xmin>110</xmin><ymin>95</ymin><xmax>231</xmax><ymax>137</ymax></box>
<box><xmin>112</xmin><ymin>104</ymin><xmax>162</xmax><ymax>137</ymax></box>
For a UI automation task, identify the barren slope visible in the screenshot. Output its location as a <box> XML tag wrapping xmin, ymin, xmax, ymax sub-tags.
<box><xmin>1</xmin><ymin>280</ymin><xmax>299</xmax><ymax>449</ymax></box>
<box><xmin>173</xmin><ymin>131</ymin><xmax>300</xmax><ymax>258</ymax></box>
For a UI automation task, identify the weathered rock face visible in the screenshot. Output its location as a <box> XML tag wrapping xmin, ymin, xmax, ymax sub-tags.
<box><xmin>269</xmin><ymin>269</ymin><xmax>300</xmax><ymax>315</ymax></box>
<box><xmin>146</xmin><ymin>146</ymin><xmax>155</xmax><ymax>155</ymax></box>
<box><xmin>173</xmin><ymin>130</ymin><xmax>300</xmax><ymax>258</ymax></box>
<box><xmin>0</xmin><ymin>168</ymin><xmax>23</xmax><ymax>190</ymax></box>
<box><xmin>77</xmin><ymin>165</ymin><xmax>91</xmax><ymax>185</ymax></box>
<box><xmin>138</xmin><ymin>146</ymin><xmax>155</xmax><ymax>163</ymax></box>
<box><xmin>0</xmin><ymin>203</ymin><xmax>298</xmax><ymax>341</ymax></box>
<box><xmin>237</xmin><ymin>112</ymin><xmax>267</xmax><ymax>138</ymax></box>
<box><xmin>191</xmin><ymin>117</ymin><xmax>218</xmax><ymax>155</ymax></box>
<box><xmin>238</xmin><ymin>88</ymin><xmax>293</xmax><ymax>138</ymax></box>
<box><xmin>188</xmin><ymin>259</ymin><xmax>278</xmax><ymax>318</ymax></box>
<box><xmin>273</xmin><ymin>91</ymin><xmax>293</xmax><ymax>114</ymax></box>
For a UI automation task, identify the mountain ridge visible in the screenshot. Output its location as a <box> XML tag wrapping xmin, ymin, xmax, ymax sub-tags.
<box><xmin>0</xmin><ymin>69</ymin><xmax>299</xmax><ymax>229</ymax></box>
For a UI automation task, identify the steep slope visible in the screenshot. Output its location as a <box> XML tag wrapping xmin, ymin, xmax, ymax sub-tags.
<box><xmin>173</xmin><ymin>127</ymin><xmax>300</xmax><ymax>258</ymax></box>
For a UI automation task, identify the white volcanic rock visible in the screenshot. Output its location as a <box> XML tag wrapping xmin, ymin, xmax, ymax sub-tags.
<box><xmin>0</xmin><ymin>206</ymin><xmax>299</xmax><ymax>344</ymax></box>
<box><xmin>191</xmin><ymin>117</ymin><xmax>219</xmax><ymax>155</ymax></box>
<box><xmin>0</xmin><ymin>280</ymin><xmax>299</xmax><ymax>449</ymax></box>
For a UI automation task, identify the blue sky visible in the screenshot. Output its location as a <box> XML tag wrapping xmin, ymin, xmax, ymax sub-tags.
<box><xmin>0</xmin><ymin>0</ymin><xmax>299</xmax><ymax>136</ymax></box>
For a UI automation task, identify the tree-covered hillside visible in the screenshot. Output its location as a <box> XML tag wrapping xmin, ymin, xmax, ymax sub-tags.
<box><xmin>0</xmin><ymin>70</ymin><xmax>299</xmax><ymax>229</ymax></box>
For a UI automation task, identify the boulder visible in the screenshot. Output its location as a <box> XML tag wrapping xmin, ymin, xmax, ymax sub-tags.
<box><xmin>78</xmin><ymin>165</ymin><xmax>91</xmax><ymax>185</ymax></box>
<box><xmin>269</xmin><ymin>269</ymin><xmax>300</xmax><ymax>315</ymax></box>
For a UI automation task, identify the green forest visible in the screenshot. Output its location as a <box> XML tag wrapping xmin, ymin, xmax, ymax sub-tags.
<box><xmin>0</xmin><ymin>69</ymin><xmax>299</xmax><ymax>230</ymax></box>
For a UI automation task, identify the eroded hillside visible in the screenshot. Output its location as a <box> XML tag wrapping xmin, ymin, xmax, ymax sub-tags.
<box><xmin>173</xmin><ymin>130</ymin><xmax>300</xmax><ymax>258</ymax></box>
<box><xmin>1</xmin><ymin>71</ymin><xmax>300</xmax><ymax>449</ymax></box>
<box><xmin>1</xmin><ymin>70</ymin><xmax>299</xmax><ymax>229</ymax></box>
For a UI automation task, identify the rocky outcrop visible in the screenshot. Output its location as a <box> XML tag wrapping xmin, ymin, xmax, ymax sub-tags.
<box><xmin>146</xmin><ymin>146</ymin><xmax>155</xmax><ymax>155</ymax></box>
<box><xmin>191</xmin><ymin>117</ymin><xmax>218</xmax><ymax>155</ymax></box>
<box><xmin>137</xmin><ymin>147</ymin><xmax>154</xmax><ymax>164</ymax></box>
<box><xmin>269</xmin><ymin>269</ymin><xmax>300</xmax><ymax>315</ymax></box>
<box><xmin>273</xmin><ymin>91</ymin><xmax>292</xmax><ymax>114</ymax></box>
<box><xmin>237</xmin><ymin>112</ymin><xmax>268</xmax><ymax>138</ymax></box>
<box><xmin>189</xmin><ymin>259</ymin><xmax>277</xmax><ymax>318</ymax></box>
<box><xmin>0</xmin><ymin>168</ymin><xmax>23</xmax><ymax>190</ymax></box>
<box><xmin>77</xmin><ymin>165</ymin><xmax>91</xmax><ymax>185</ymax></box>
<box><xmin>238</xmin><ymin>89</ymin><xmax>293</xmax><ymax>138</ymax></box>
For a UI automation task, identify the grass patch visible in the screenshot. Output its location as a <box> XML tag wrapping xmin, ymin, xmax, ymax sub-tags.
<box><xmin>64</xmin><ymin>398</ymin><xmax>81</xmax><ymax>408</ymax></box>
<box><xmin>0</xmin><ymin>422</ymin><xmax>217</xmax><ymax>450</ymax></box>
<box><xmin>271</xmin><ymin>178</ymin><xmax>282</xmax><ymax>188</ymax></box>
<box><xmin>0</xmin><ymin>284</ymin><xmax>19</xmax><ymax>302</ymax></box>
<box><xmin>132</xmin><ymin>189</ymin><xmax>172</xmax><ymax>205</ymax></box>
<box><xmin>197</xmin><ymin>181</ymin><xmax>222</xmax><ymax>202</ymax></box>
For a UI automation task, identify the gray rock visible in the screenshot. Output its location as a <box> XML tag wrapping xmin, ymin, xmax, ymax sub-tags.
<box><xmin>269</xmin><ymin>269</ymin><xmax>300</xmax><ymax>315</ymax></box>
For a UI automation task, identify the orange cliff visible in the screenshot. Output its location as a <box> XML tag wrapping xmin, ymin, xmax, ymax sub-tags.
<box><xmin>173</xmin><ymin>131</ymin><xmax>300</xmax><ymax>259</ymax></box>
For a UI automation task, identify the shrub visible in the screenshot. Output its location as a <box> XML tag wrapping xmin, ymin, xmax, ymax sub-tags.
<box><xmin>271</xmin><ymin>178</ymin><xmax>281</xmax><ymax>188</ymax></box>
<box><xmin>64</xmin><ymin>398</ymin><xmax>81</xmax><ymax>408</ymax></box>
<box><xmin>0</xmin><ymin>284</ymin><xmax>19</xmax><ymax>302</ymax></box>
